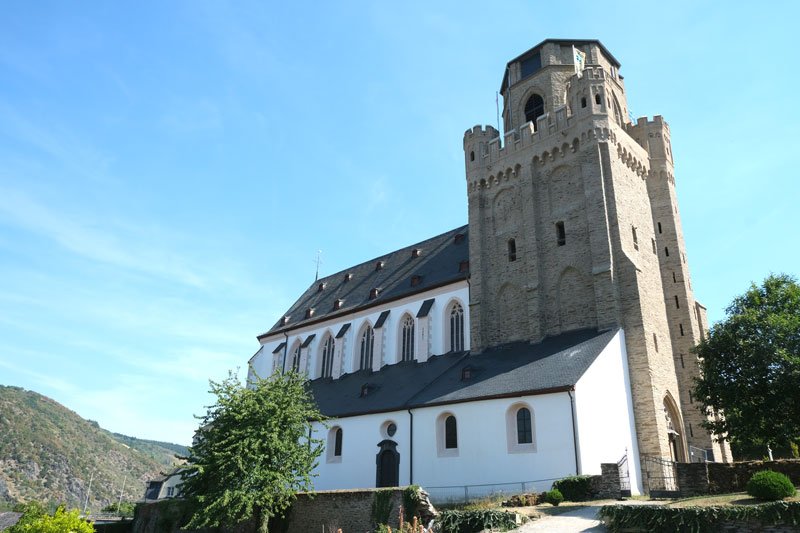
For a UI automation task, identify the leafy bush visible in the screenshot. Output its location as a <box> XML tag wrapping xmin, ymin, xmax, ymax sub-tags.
<box><xmin>402</xmin><ymin>485</ymin><xmax>422</xmax><ymax>519</ymax></box>
<box><xmin>436</xmin><ymin>509</ymin><xmax>520</xmax><ymax>533</ymax></box>
<box><xmin>101</xmin><ymin>501</ymin><xmax>135</xmax><ymax>517</ymax></box>
<box><xmin>746</xmin><ymin>470</ymin><xmax>796</xmax><ymax>500</ymax></box>
<box><xmin>600</xmin><ymin>501</ymin><xmax>800</xmax><ymax>533</ymax></box>
<box><xmin>544</xmin><ymin>489</ymin><xmax>564</xmax><ymax>506</ymax></box>
<box><xmin>10</xmin><ymin>507</ymin><xmax>94</xmax><ymax>533</ymax></box>
<box><xmin>552</xmin><ymin>475</ymin><xmax>593</xmax><ymax>501</ymax></box>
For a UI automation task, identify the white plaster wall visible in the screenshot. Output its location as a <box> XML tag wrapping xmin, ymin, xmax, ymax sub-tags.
<box><xmin>251</xmin><ymin>282</ymin><xmax>470</xmax><ymax>380</ymax></box>
<box><xmin>311</xmin><ymin>393</ymin><xmax>578</xmax><ymax>496</ymax></box>
<box><xmin>412</xmin><ymin>395</ymin><xmax>576</xmax><ymax>495</ymax></box>
<box><xmin>311</xmin><ymin>411</ymin><xmax>411</xmax><ymax>491</ymax></box>
<box><xmin>574</xmin><ymin>329</ymin><xmax>643</xmax><ymax>494</ymax></box>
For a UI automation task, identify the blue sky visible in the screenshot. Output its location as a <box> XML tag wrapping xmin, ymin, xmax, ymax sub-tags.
<box><xmin>1</xmin><ymin>1</ymin><xmax>797</xmax><ymax>445</ymax></box>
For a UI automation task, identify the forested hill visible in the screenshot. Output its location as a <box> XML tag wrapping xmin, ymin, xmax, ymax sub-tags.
<box><xmin>0</xmin><ymin>385</ymin><xmax>187</xmax><ymax>511</ymax></box>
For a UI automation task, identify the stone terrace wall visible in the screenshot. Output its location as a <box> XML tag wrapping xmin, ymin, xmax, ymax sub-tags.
<box><xmin>286</xmin><ymin>489</ymin><xmax>403</xmax><ymax>533</ymax></box>
<box><xmin>132</xmin><ymin>489</ymin><xmax>404</xmax><ymax>533</ymax></box>
<box><xmin>588</xmin><ymin>463</ymin><xmax>623</xmax><ymax>499</ymax></box>
<box><xmin>676</xmin><ymin>459</ymin><xmax>800</xmax><ymax>496</ymax></box>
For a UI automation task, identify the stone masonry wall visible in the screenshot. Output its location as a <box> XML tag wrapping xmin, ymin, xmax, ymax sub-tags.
<box><xmin>676</xmin><ymin>459</ymin><xmax>800</xmax><ymax>496</ymax></box>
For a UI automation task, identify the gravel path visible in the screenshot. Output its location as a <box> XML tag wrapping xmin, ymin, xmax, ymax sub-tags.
<box><xmin>514</xmin><ymin>504</ymin><xmax>607</xmax><ymax>532</ymax></box>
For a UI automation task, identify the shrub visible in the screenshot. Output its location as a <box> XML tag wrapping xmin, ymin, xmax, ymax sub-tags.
<box><xmin>544</xmin><ymin>489</ymin><xmax>564</xmax><ymax>507</ymax></box>
<box><xmin>746</xmin><ymin>470</ymin><xmax>796</xmax><ymax>500</ymax></box>
<box><xmin>552</xmin><ymin>475</ymin><xmax>593</xmax><ymax>501</ymax></box>
<box><xmin>11</xmin><ymin>507</ymin><xmax>94</xmax><ymax>533</ymax></box>
<box><xmin>436</xmin><ymin>509</ymin><xmax>520</xmax><ymax>533</ymax></box>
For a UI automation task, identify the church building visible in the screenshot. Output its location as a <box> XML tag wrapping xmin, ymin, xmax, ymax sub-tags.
<box><xmin>248</xmin><ymin>39</ymin><xmax>730</xmax><ymax>500</ymax></box>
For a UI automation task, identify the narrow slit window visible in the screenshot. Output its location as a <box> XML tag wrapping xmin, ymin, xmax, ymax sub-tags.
<box><xmin>444</xmin><ymin>416</ymin><xmax>458</xmax><ymax>449</ymax></box>
<box><xmin>658</xmin><ymin>222</ymin><xmax>662</xmax><ymax>234</ymax></box>
<box><xmin>595</xmin><ymin>93</ymin><xmax>601</xmax><ymax>105</ymax></box>
<box><xmin>581</xmin><ymin>97</ymin><xmax>587</xmax><ymax>108</ymax></box>
<box><xmin>653</xmin><ymin>333</ymin><xmax>659</xmax><ymax>352</ymax></box>
<box><xmin>652</xmin><ymin>239</ymin><xmax>657</xmax><ymax>254</ymax></box>
<box><xmin>556</xmin><ymin>221</ymin><xmax>566</xmax><ymax>246</ymax></box>
<box><xmin>672</xmin><ymin>272</ymin><xmax>677</xmax><ymax>283</ymax></box>
<box><xmin>680</xmin><ymin>353</ymin><xmax>685</xmax><ymax>368</ymax></box>
<box><xmin>675</xmin><ymin>295</ymin><xmax>680</xmax><ymax>309</ymax></box>
<box><xmin>470</xmin><ymin>151</ymin><xmax>475</xmax><ymax>162</ymax></box>
<box><xmin>632</xmin><ymin>226</ymin><xmax>638</xmax><ymax>250</ymax></box>
<box><xmin>679</xmin><ymin>323</ymin><xmax>684</xmax><ymax>336</ymax></box>
<box><xmin>334</xmin><ymin>428</ymin><xmax>342</xmax><ymax>456</ymax></box>
<box><xmin>665</xmin><ymin>247</ymin><xmax>670</xmax><ymax>257</ymax></box>
<box><xmin>507</xmin><ymin>239</ymin><xmax>517</xmax><ymax>262</ymax></box>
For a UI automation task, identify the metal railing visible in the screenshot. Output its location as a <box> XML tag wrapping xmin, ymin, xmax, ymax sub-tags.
<box><xmin>423</xmin><ymin>477</ymin><xmax>561</xmax><ymax>505</ymax></box>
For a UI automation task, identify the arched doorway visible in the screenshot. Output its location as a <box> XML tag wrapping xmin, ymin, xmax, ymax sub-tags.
<box><xmin>664</xmin><ymin>394</ymin><xmax>687</xmax><ymax>462</ymax></box>
<box><xmin>375</xmin><ymin>440</ymin><xmax>400</xmax><ymax>487</ymax></box>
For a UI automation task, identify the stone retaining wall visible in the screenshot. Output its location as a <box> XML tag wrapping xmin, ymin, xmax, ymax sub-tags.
<box><xmin>677</xmin><ymin>459</ymin><xmax>800</xmax><ymax>496</ymax></box>
<box><xmin>588</xmin><ymin>463</ymin><xmax>623</xmax><ymax>499</ymax></box>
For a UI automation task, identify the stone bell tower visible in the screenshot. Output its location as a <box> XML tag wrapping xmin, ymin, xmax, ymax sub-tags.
<box><xmin>463</xmin><ymin>39</ymin><xmax>730</xmax><ymax>462</ymax></box>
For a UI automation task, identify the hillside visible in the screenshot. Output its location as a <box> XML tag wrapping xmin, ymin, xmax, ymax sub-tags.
<box><xmin>0</xmin><ymin>385</ymin><xmax>186</xmax><ymax>511</ymax></box>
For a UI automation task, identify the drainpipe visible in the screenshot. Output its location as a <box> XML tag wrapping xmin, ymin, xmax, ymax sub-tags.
<box><xmin>407</xmin><ymin>408</ymin><xmax>414</xmax><ymax>484</ymax></box>
<box><xmin>282</xmin><ymin>332</ymin><xmax>289</xmax><ymax>373</ymax></box>
<box><xmin>568</xmin><ymin>389</ymin><xmax>581</xmax><ymax>475</ymax></box>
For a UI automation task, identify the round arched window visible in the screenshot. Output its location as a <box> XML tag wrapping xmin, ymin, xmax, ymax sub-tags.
<box><xmin>524</xmin><ymin>94</ymin><xmax>545</xmax><ymax>130</ymax></box>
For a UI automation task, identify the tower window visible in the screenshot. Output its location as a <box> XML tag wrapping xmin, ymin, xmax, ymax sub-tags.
<box><xmin>524</xmin><ymin>94</ymin><xmax>545</xmax><ymax>130</ymax></box>
<box><xmin>581</xmin><ymin>97</ymin><xmax>587</xmax><ymax>108</ymax></box>
<box><xmin>658</xmin><ymin>222</ymin><xmax>662</xmax><ymax>234</ymax></box>
<box><xmin>653</xmin><ymin>333</ymin><xmax>659</xmax><ymax>352</ymax></box>
<box><xmin>595</xmin><ymin>93</ymin><xmax>601</xmax><ymax>105</ymax></box>
<box><xmin>470</xmin><ymin>151</ymin><xmax>475</xmax><ymax>162</ymax></box>
<box><xmin>680</xmin><ymin>353</ymin><xmax>685</xmax><ymax>368</ymax></box>
<box><xmin>673</xmin><ymin>272</ymin><xmax>677</xmax><ymax>283</ymax></box>
<box><xmin>507</xmin><ymin>239</ymin><xmax>517</xmax><ymax>262</ymax></box>
<box><xmin>679</xmin><ymin>323</ymin><xmax>685</xmax><ymax>336</ymax></box>
<box><xmin>556</xmin><ymin>222</ymin><xmax>566</xmax><ymax>246</ymax></box>
<box><xmin>632</xmin><ymin>226</ymin><xmax>639</xmax><ymax>250</ymax></box>
<box><xmin>675</xmin><ymin>295</ymin><xmax>680</xmax><ymax>309</ymax></box>
<box><xmin>665</xmin><ymin>247</ymin><xmax>670</xmax><ymax>257</ymax></box>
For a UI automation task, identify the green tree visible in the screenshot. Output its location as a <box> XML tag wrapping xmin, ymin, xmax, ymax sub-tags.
<box><xmin>10</xmin><ymin>506</ymin><xmax>94</xmax><ymax>533</ymax></box>
<box><xmin>101</xmin><ymin>501</ymin><xmax>135</xmax><ymax>517</ymax></box>
<box><xmin>693</xmin><ymin>274</ymin><xmax>800</xmax><ymax>453</ymax></box>
<box><xmin>180</xmin><ymin>370</ymin><xmax>324</xmax><ymax>533</ymax></box>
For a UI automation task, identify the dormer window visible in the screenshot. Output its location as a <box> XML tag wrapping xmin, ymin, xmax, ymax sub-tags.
<box><xmin>344</xmin><ymin>273</ymin><xmax>353</xmax><ymax>282</ymax></box>
<box><xmin>454</xmin><ymin>233</ymin><xmax>465</xmax><ymax>244</ymax></box>
<box><xmin>459</xmin><ymin>260</ymin><xmax>469</xmax><ymax>273</ymax></box>
<box><xmin>360</xmin><ymin>383</ymin><xmax>374</xmax><ymax>397</ymax></box>
<box><xmin>333</xmin><ymin>299</ymin><xmax>343</xmax><ymax>310</ymax></box>
<box><xmin>375</xmin><ymin>261</ymin><xmax>384</xmax><ymax>271</ymax></box>
<box><xmin>411</xmin><ymin>275</ymin><xmax>422</xmax><ymax>287</ymax></box>
<box><xmin>317</xmin><ymin>282</ymin><xmax>326</xmax><ymax>292</ymax></box>
<box><xmin>461</xmin><ymin>366</ymin><xmax>473</xmax><ymax>381</ymax></box>
<box><xmin>280</xmin><ymin>316</ymin><xmax>289</xmax><ymax>326</ymax></box>
<box><xmin>369</xmin><ymin>288</ymin><xmax>380</xmax><ymax>300</ymax></box>
<box><xmin>305</xmin><ymin>308</ymin><xmax>315</xmax><ymax>319</ymax></box>
<box><xmin>411</xmin><ymin>248</ymin><xmax>421</xmax><ymax>258</ymax></box>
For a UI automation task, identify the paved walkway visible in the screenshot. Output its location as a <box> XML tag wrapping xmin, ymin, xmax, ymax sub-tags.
<box><xmin>514</xmin><ymin>504</ymin><xmax>606</xmax><ymax>532</ymax></box>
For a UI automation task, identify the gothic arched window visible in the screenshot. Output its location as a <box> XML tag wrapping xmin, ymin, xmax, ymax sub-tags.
<box><xmin>291</xmin><ymin>344</ymin><xmax>302</xmax><ymax>373</ymax></box>
<box><xmin>359</xmin><ymin>325</ymin><xmax>374</xmax><ymax>370</ymax></box>
<box><xmin>320</xmin><ymin>334</ymin><xmax>335</xmax><ymax>378</ymax></box>
<box><xmin>524</xmin><ymin>94</ymin><xmax>545</xmax><ymax>130</ymax></box>
<box><xmin>334</xmin><ymin>427</ymin><xmax>343</xmax><ymax>456</ymax></box>
<box><xmin>449</xmin><ymin>302</ymin><xmax>465</xmax><ymax>352</ymax></box>
<box><xmin>401</xmin><ymin>315</ymin><xmax>415</xmax><ymax>362</ymax></box>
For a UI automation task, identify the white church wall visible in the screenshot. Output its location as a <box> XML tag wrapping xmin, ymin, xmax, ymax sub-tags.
<box><xmin>412</xmin><ymin>394</ymin><xmax>576</xmax><ymax>496</ymax></box>
<box><xmin>311</xmin><ymin>411</ymin><xmax>411</xmax><ymax>491</ymax></box>
<box><xmin>252</xmin><ymin>282</ymin><xmax>470</xmax><ymax>379</ymax></box>
<box><xmin>574</xmin><ymin>329</ymin><xmax>643</xmax><ymax>494</ymax></box>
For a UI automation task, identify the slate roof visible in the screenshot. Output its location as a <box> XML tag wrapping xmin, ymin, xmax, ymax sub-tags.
<box><xmin>309</xmin><ymin>328</ymin><xmax>619</xmax><ymax>418</ymax></box>
<box><xmin>260</xmin><ymin>225</ymin><xmax>469</xmax><ymax>339</ymax></box>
